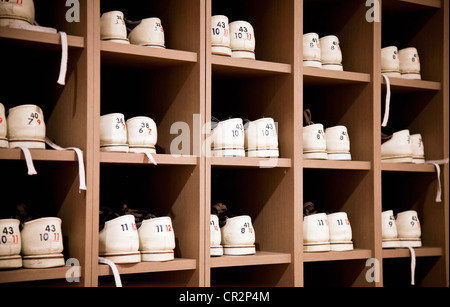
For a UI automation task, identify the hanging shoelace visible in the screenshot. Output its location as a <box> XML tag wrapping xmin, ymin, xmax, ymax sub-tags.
<box><xmin>404</xmin><ymin>246</ymin><xmax>416</xmax><ymax>286</ymax></box>
<box><xmin>381</xmin><ymin>74</ymin><xmax>391</xmax><ymax>128</ymax></box>
<box><xmin>98</xmin><ymin>257</ymin><xmax>123</xmax><ymax>287</ymax></box>
<box><xmin>57</xmin><ymin>31</ymin><xmax>68</xmax><ymax>86</ymax></box>
<box><xmin>7</xmin><ymin>22</ymin><xmax>68</xmax><ymax>86</ymax></box>
<box><xmin>425</xmin><ymin>159</ymin><xmax>449</xmax><ymax>203</ymax></box>
<box><xmin>131</xmin><ymin>150</ymin><xmax>157</xmax><ymax>165</ymax></box>
<box><xmin>45</xmin><ymin>138</ymin><xmax>87</xmax><ymax>192</ymax></box>
<box><xmin>16</xmin><ymin>145</ymin><xmax>37</xmax><ymax>176</ymax></box>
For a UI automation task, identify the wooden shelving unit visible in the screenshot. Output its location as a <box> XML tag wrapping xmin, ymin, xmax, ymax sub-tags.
<box><xmin>0</xmin><ymin>0</ymin><xmax>447</xmax><ymax>287</ymax></box>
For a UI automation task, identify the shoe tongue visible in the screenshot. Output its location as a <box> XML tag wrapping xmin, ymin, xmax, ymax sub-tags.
<box><xmin>303</xmin><ymin>109</ymin><xmax>314</xmax><ymax>125</ymax></box>
<box><xmin>303</xmin><ymin>202</ymin><xmax>318</xmax><ymax>216</ymax></box>
<box><xmin>120</xmin><ymin>204</ymin><xmax>156</xmax><ymax>229</ymax></box>
<box><xmin>14</xmin><ymin>203</ymin><xmax>43</xmax><ymax>229</ymax></box>
<box><xmin>99</xmin><ymin>207</ymin><xmax>120</xmax><ymax>231</ymax></box>
<box><xmin>381</xmin><ymin>132</ymin><xmax>393</xmax><ymax>144</ymax></box>
<box><xmin>212</xmin><ymin>203</ymin><xmax>236</xmax><ymax>228</ymax></box>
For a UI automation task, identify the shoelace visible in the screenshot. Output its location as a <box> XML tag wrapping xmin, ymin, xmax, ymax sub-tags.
<box><xmin>45</xmin><ymin>138</ymin><xmax>87</xmax><ymax>192</ymax></box>
<box><xmin>404</xmin><ymin>246</ymin><xmax>416</xmax><ymax>286</ymax></box>
<box><xmin>16</xmin><ymin>145</ymin><xmax>37</xmax><ymax>176</ymax></box>
<box><xmin>381</xmin><ymin>74</ymin><xmax>391</xmax><ymax>127</ymax></box>
<box><xmin>425</xmin><ymin>159</ymin><xmax>449</xmax><ymax>203</ymax></box>
<box><xmin>15</xmin><ymin>139</ymin><xmax>87</xmax><ymax>193</ymax></box>
<box><xmin>98</xmin><ymin>257</ymin><xmax>122</xmax><ymax>287</ymax></box>
<box><xmin>7</xmin><ymin>22</ymin><xmax>68</xmax><ymax>86</ymax></box>
<box><xmin>57</xmin><ymin>31</ymin><xmax>68</xmax><ymax>86</ymax></box>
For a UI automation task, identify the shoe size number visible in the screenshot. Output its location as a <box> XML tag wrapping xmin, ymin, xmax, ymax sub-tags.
<box><xmin>317</xmin><ymin>219</ymin><xmax>328</xmax><ymax>226</ymax></box>
<box><xmin>1</xmin><ymin>227</ymin><xmax>19</xmax><ymax>244</ymax></box>
<box><xmin>261</xmin><ymin>123</ymin><xmax>276</xmax><ymax>137</ymax></box>
<box><xmin>316</xmin><ymin>129</ymin><xmax>325</xmax><ymax>140</ymax></box>
<box><xmin>120</xmin><ymin>223</ymin><xmax>137</xmax><ymax>232</ymax></box>
<box><xmin>309</xmin><ymin>37</ymin><xmax>320</xmax><ymax>49</ymax></box>
<box><xmin>138</xmin><ymin>122</ymin><xmax>152</xmax><ymax>135</ymax></box>
<box><xmin>410</xmin><ymin>216</ymin><xmax>420</xmax><ymax>228</ymax></box>
<box><xmin>115</xmin><ymin>118</ymin><xmax>126</xmax><ymax>131</ymax></box>
<box><xmin>234</xmin><ymin>27</ymin><xmax>252</xmax><ymax>40</ymax></box>
<box><xmin>241</xmin><ymin>222</ymin><xmax>253</xmax><ymax>234</ymax></box>
<box><xmin>28</xmin><ymin>112</ymin><xmax>42</xmax><ymax>126</ymax></box>
<box><xmin>0</xmin><ymin>0</ymin><xmax>24</xmax><ymax>5</ymax></box>
<box><xmin>212</xmin><ymin>21</ymin><xmax>229</xmax><ymax>37</ymax></box>
<box><xmin>211</xmin><ymin>220</ymin><xmax>219</xmax><ymax>231</ymax></box>
<box><xmin>231</xmin><ymin>123</ymin><xmax>244</xmax><ymax>137</ymax></box>
<box><xmin>154</xmin><ymin>22</ymin><xmax>163</xmax><ymax>33</ymax></box>
<box><xmin>39</xmin><ymin>225</ymin><xmax>61</xmax><ymax>242</ymax></box>
<box><xmin>155</xmin><ymin>224</ymin><xmax>172</xmax><ymax>233</ymax></box>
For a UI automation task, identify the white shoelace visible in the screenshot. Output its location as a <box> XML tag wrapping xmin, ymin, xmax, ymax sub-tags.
<box><xmin>57</xmin><ymin>31</ymin><xmax>68</xmax><ymax>86</ymax></box>
<box><xmin>45</xmin><ymin>138</ymin><xmax>87</xmax><ymax>192</ymax></box>
<box><xmin>425</xmin><ymin>159</ymin><xmax>449</xmax><ymax>202</ymax></box>
<box><xmin>7</xmin><ymin>22</ymin><xmax>67</xmax><ymax>86</ymax></box>
<box><xmin>17</xmin><ymin>139</ymin><xmax>87</xmax><ymax>192</ymax></box>
<box><xmin>404</xmin><ymin>246</ymin><xmax>416</xmax><ymax>286</ymax></box>
<box><xmin>145</xmin><ymin>152</ymin><xmax>157</xmax><ymax>165</ymax></box>
<box><xmin>381</xmin><ymin>74</ymin><xmax>391</xmax><ymax>127</ymax></box>
<box><xmin>16</xmin><ymin>145</ymin><xmax>38</xmax><ymax>176</ymax></box>
<box><xmin>98</xmin><ymin>257</ymin><xmax>122</xmax><ymax>287</ymax></box>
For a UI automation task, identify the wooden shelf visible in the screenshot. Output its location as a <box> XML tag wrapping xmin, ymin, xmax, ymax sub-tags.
<box><xmin>383</xmin><ymin>247</ymin><xmax>443</xmax><ymax>258</ymax></box>
<box><xmin>210</xmin><ymin>252</ymin><xmax>292</xmax><ymax>268</ymax></box>
<box><xmin>381</xmin><ymin>163</ymin><xmax>437</xmax><ymax>173</ymax></box>
<box><xmin>101</xmin><ymin>40</ymin><xmax>197</xmax><ymax>69</ymax></box>
<box><xmin>382</xmin><ymin>77</ymin><xmax>441</xmax><ymax>92</ymax></box>
<box><xmin>303</xmin><ymin>67</ymin><xmax>371</xmax><ymax>86</ymax></box>
<box><xmin>383</xmin><ymin>0</ymin><xmax>441</xmax><ymax>11</ymax></box>
<box><xmin>303</xmin><ymin>249</ymin><xmax>373</xmax><ymax>262</ymax></box>
<box><xmin>0</xmin><ymin>266</ymin><xmax>76</xmax><ymax>284</ymax></box>
<box><xmin>212</xmin><ymin>55</ymin><xmax>291</xmax><ymax>77</ymax></box>
<box><xmin>97</xmin><ymin>258</ymin><xmax>197</xmax><ymax>276</ymax></box>
<box><xmin>100</xmin><ymin>153</ymin><xmax>198</xmax><ymax>166</ymax></box>
<box><xmin>0</xmin><ymin>27</ymin><xmax>84</xmax><ymax>49</ymax></box>
<box><xmin>303</xmin><ymin>160</ymin><xmax>371</xmax><ymax>170</ymax></box>
<box><xmin>0</xmin><ymin>148</ymin><xmax>79</xmax><ymax>162</ymax></box>
<box><xmin>210</xmin><ymin>157</ymin><xmax>291</xmax><ymax>168</ymax></box>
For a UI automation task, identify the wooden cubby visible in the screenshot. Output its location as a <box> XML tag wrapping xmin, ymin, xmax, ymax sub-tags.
<box><xmin>0</xmin><ymin>0</ymin><xmax>447</xmax><ymax>287</ymax></box>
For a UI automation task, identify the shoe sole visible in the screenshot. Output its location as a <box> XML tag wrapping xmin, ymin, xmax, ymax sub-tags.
<box><xmin>100</xmin><ymin>144</ymin><xmax>129</xmax><ymax>153</ymax></box>
<box><xmin>99</xmin><ymin>252</ymin><xmax>141</xmax><ymax>264</ymax></box>
<box><xmin>327</xmin><ymin>152</ymin><xmax>352</xmax><ymax>161</ymax></box>
<box><xmin>140</xmin><ymin>250</ymin><xmax>174</xmax><ymax>262</ymax></box>
<box><xmin>399</xmin><ymin>239</ymin><xmax>422</xmax><ymax>248</ymax></box>
<box><xmin>0</xmin><ymin>255</ymin><xmax>23</xmax><ymax>269</ymax></box>
<box><xmin>330</xmin><ymin>242</ymin><xmax>354</xmax><ymax>252</ymax></box>
<box><xmin>303</xmin><ymin>242</ymin><xmax>331</xmax><ymax>252</ymax></box>
<box><xmin>8</xmin><ymin>140</ymin><xmax>46</xmax><ymax>149</ymax></box>
<box><xmin>246</xmin><ymin>148</ymin><xmax>279</xmax><ymax>158</ymax></box>
<box><xmin>22</xmin><ymin>253</ymin><xmax>65</xmax><ymax>268</ymax></box>
<box><xmin>303</xmin><ymin>60</ymin><xmax>322</xmax><ymax>68</ymax></box>
<box><xmin>223</xmin><ymin>245</ymin><xmax>255</xmax><ymax>256</ymax></box>
<box><xmin>210</xmin><ymin>246</ymin><xmax>224</xmax><ymax>257</ymax></box>
<box><xmin>381</xmin><ymin>155</ymin><xmax>413</xmax><ymax>163</ymax></box>
<box><xmin>212</xmin><ymin>148</ymin><xmax>245</xmax><ymax>157</ymax></box>
<box><xmin>303</xmin><ymin>151</ymin><xmax>328</xmax><ymax>160</ymax></box>
<box><xmin>382</xmin><ymin>239</ymin><xmax>401</xmax><ymax>248</ymax></box>
<box><xmin>0</xmin><ymin>138</ymin><xmax>8</xmax><ymax>148</ymax></box>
